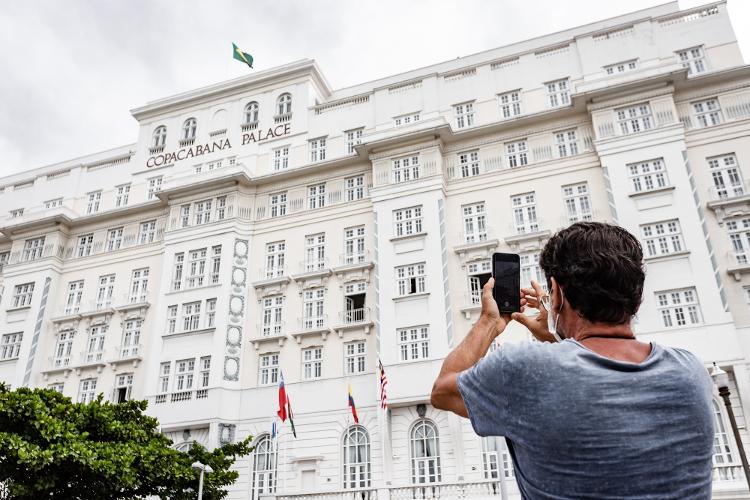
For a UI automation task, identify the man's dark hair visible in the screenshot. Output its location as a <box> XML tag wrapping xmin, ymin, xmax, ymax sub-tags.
<box><xmin>539</xmin><ymin>222</ymin><xmax>644</xmax><ymax>324</ymax></box>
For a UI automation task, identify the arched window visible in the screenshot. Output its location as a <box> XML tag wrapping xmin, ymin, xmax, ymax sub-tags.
<box><xmin>410</xmin><ymin>419</ymin><xmax>441</xmax><ymax>484</ymax></box>
<box><xmin>245</xmin><ymin>101</ymin><xmax>259</xmax><ymax>124</ymax></box>
<box><xmin>713</xmin><ymin>399</ymin><xmax>735</xmax><ymax>465</ymax></box>
<box><xmin>152</xmin><ymin>126</ymin><xmax>167</xmax><ymax>148</ymax></box>
<box><xmin>343</xmin><ymin>425</ymin><xmax>371</xmax><ymax>489</ymax></box>
<box><xmin>182</xmin><ymin>118</ymin><xmax>197</xmax><ymax>141</ymax></box>
<box><xmin>277</xmin><ymin>93</ymin><xmax>292</xmax><ymax>115</ymax></box>
<box><xmin>174</xmin><ymin>441</ymin><xmax>193</xmax><ymax>452</ymax></box>
<box><xmin>251</xmin><ymin>434</ymin><xmax>276</xmax><ymax>500</ymax></box>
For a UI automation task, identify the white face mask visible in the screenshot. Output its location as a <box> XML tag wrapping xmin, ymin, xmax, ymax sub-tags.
<box><xmin>541</xmin><ymin>289</ymin><xmax>564</xmax><ymax>342</ymax></box>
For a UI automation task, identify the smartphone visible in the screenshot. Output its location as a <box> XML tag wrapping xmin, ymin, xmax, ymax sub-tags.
<box><xmin>492</xmin><ymin>252</ymin><xmax>521</xmax><ymax>313</ymax></box>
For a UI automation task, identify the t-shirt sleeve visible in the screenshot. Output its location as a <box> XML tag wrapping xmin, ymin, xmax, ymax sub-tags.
<box><xmin>457</xmin><ymin>348</ymin><xmax>512</xmax><ymax>437</ymax></box>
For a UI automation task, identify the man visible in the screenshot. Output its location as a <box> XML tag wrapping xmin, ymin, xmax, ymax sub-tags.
<box><xmin>431</xmin><ymin>222</ymin><xmax>714</xmax><ymax>499</ymax></box>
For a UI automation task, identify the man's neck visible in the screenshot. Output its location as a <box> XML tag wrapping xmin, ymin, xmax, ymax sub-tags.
<box><xmin>561</xmin><ymin>316</ymin><xmax>651</xmax><ymax>363</ymax></box>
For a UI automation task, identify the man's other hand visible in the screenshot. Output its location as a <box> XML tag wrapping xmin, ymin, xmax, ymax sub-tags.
<box><xmin>512</xmin><ymin>280</ymin><xmax>557</xmax><ymax>343</ymax></box>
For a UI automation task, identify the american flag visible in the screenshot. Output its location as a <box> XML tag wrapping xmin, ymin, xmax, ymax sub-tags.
<box><xmin>379</xmin><ymin>359</ymin><xmax>388</xmax><ymax>410</ymax></box>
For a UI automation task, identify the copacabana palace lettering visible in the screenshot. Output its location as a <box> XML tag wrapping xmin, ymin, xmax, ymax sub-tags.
<box><xmin>145</xmin><ymin>123</ymin><xmax>291</xmax><ymax>167</ymax></box>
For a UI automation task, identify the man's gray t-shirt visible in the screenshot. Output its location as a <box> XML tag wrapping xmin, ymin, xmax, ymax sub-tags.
<box><xmin>457</xmin><ymin>339</ymin><xmax>714</xmax><ymax>499</ymax></box>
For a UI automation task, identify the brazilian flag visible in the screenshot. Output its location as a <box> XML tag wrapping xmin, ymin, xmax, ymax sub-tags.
<box><xmin>232</xmin><ymin>42</ymin><xmax>254</xmax><ymax>69</ymax></box>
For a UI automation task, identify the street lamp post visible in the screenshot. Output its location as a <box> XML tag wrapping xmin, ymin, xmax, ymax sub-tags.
<box><xmin>710</xmin><ymin>363</ymin><xmax>750</xmax><ymax>491</ymax></box>
<box><xmin>192</xmin><ymin>461</ymin><xmax>214</xmax><ymax>500</ymax></box>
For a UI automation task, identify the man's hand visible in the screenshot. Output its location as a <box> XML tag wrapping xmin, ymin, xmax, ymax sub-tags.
<box><xmin>512</xmin><ymin>280</ymin><xmax>557</xmax><ymax>343</ymax></box>
<box><xmin>479</xmin><ymin>277</ymin><xmax>511</xmax><ymax>338</ymax></box>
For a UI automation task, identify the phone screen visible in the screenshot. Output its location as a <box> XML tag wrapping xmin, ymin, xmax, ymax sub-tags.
<box><xmin>493</xmin><ymin>254</ymin><xmax>520</xmax><ymax>313</ymax></box>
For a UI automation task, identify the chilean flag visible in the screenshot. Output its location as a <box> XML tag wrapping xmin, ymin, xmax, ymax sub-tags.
<box><xmin>348</xmin><ymin>384</ymin><xmax>359</xmax><ymax>424</ymax></box>
<box><xmin>277</xmin><ymin>372</ymin><xmax>288</xmax><ymax>422</ymax></box>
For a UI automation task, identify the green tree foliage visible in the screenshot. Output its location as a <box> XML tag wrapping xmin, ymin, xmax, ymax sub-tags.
<box><xmin>0</xmin><ymin>384</ymin><xmax>252</xmax><ymax>499</ymax></box>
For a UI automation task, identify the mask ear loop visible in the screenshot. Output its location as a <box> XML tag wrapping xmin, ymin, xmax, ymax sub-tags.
<box><xmin>554</xmin><ymin>289</ymin><xmax>565</xmax><ymax>341</ymax></box>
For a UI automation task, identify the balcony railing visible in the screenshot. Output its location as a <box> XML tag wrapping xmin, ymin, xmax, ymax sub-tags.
<box><xmin>6</xmin><ymin>243</ymin><xmax>66</xmax><ymax>266</ymax></box>
<box><xmin>277</xmin><ymin>490</ymin><xmax>377</xmax><ymax>500</ymax></box>
<box><xmin>713</xmin><ymin>463</ymin><xmax>745</xmax><ymax>483</ymax></box>
<box><xmin>459</xmin><ymin>227</ymin><xmax>492</xmax><ymax>246</ymax></box>
<box><xmin>259</xmin><ymin>266</ymin><xmax>288</xmax><ymax>281</ymax></box>
<box><xmin>708</xmin><ymin>180</ymin><xmax>749</xmax><ymax>202</ymax></box>
<box><xmin>389</xmin><ymin>481</ymin><xmax>506</xmax><ymax>500</ymax></box>
<box><xmin>119</xmin><ymin>343</ymin><xmax>142</xmax><ymax>359</ymax></box>
<box><xmin>153</xmin><ymin>388</ymin><xmax>211</xmax><ymax>405</ymax></box>
<box><xmin>49</xmin><ymin>355</ymin><xmax>71</xmax><ymax>369</ymax></box>
<box><xmin>81</xmin><ymin>350</ymin><xmax>105</xmax><ymax>365</ymax></box>
<box><xmin>339</xmin><ymin>250</ymin><xmax>371</xmax><ymax>267</ymax></box>
<box><xmin>274</xmin><ymin>113</ymin><xmax>292</xmax><ymax>124</ymax></box>
<box><xmin>298</xmin><ymin>315</ymin><xmax>328</xmax><ymax>332</ymax></box>
<box><xmin>339</xmin><ymin>307</ymin><xmax>369</xmax><ymax>325</ymax></box>
<box><xmin>178</xmin><ymin>137</ymin><xmax>196</xmax><ymax>147</ymax></box>
<box><xmin>299</xmin><ymin>258</ymin><xmax>330</xmax><ymax>274</ymax></box>
<box><xmin>258</xmin><ymin>322</ymin><xmax>285</xmax><ymax>338</ymax></box>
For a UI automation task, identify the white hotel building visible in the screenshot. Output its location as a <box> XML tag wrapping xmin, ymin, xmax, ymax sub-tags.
<box><xmin>1</xmin><ymin>1</ymin><xmax>750</xmax><ymax>498</ymax></box>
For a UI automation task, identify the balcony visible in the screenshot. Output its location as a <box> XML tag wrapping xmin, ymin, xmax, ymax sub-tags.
<box><xmin>249</xmin><ymin>323</ymin><xmax>288</xmax><ymax>350</ymax></box>
<box><xmin>727</xmin><ymin>250</ymin><xmax>750</xmax><ymax>281</ymax></box>
<box><xmin>333</xmin><ymin>308</ymin><xmax>373</xmax><ymax>336</ymax></box>
<box><xmin>453</xmin><ymin>228</ymin><xmax>499</xmax><ymax>264</ymax></box>
<box><xmin>373</xmin><ymin>159</ymin><xmax>439</xmax><ymax>187</ymax></box>
<box><xmin>6</xmin><ymin>242</ymin><xmax>66</xmax><ymax>267</ymax></box>
<box><xmin>178</xmin><ymin>137</ymin><xmax>196</xmax><ymax>148</ymax></box>
<box><xmin>253</xmin><ymin>266</ymin><xmax>291</xmax><ymax>293</ymax></box>
<box><xmin>276</xmin><ymin>489</ymin><xmax>377</xmax><ymax>500</ymax></box>
<box><xmin>292</xmin><ymin>259</ymin><xmax>332</xmax><ymax>285</ymax></box>
<box><xmin>291</xmin><ymin>316</ymin><xmax>330</xmax><ymax>343</ymax></box>
<box><xmin>111</xmin><ymin>343</ymin><xmax>143</xmax><ymax>368</ymax></box>
<box><xmin>503</xmin><ymin>223</ymin><xmax>551</xmax><ymax>251</ymax></box>
<box><xmin>77</xmin><ymin>351</ymin><xmax>107</xmax><ymax>373</ymax></box>
<box><xmin>152</xmin><ymin>387</ymin><xmax>211</xmax><ymax>405</ymax></box>
<box><xmin>274</xmin><ymin>113</ymin><xmax>292</xmax><ymax>124</ymax></box>
<box><xmin>333</xmin><ymin>252</ymin><xmax>375</xmax><ymax>281</ymax></box>
<box><xmin>706</xmin><ymin>181</ymin><xmax>750</xmax><ymax>225</ymax></box>
<box><xmin>241</xmin><ymin>121</ymin><xmax>259</xmax><ymax>131</ymax></box>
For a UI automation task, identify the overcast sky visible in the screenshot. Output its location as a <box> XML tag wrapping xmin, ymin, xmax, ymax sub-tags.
<box><xmin>1</xmin><ymin>0</ymin><xmax>747</xmax><ymax>177</ymax></box>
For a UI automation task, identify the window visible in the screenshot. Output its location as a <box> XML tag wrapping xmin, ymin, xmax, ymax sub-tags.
<box><xmin>555</xmin><ymin>129</ymin><xmax>579</xmax><ymax>157</ymax></box>
<box><xmin>410</xmin><ymin>420</ymin><xmax>441</xmax><ymax>483</ymax></box>
<box><xmin>166</xmin><ymin>305</ymin><xmax>178</xmax><ymax>334</ymax></box>
<box><xmin>712</xmin><ymin>399</ymin><xmax>735</xmax><ymax>467</ymax></box>
<box><xmin>345</xmin><ymin>176</ymin><xmax>365</xmax><ymax>201</ymax></box>
<box><xmin>302</xmin><ymin>347</ymin><xmax>323</xmax><ymax>380</ymax></box>
<box><xmin>76</xmin><ymin>234</ymin><xmax>94</xmax><ymax>257</ymax></box>
<box><xmin>175</xmin><ymin>358</ymin><xmax>195</xmax><ymax>391</ymax></box>
<box><xmin>53</xmin><ymin>330</ymin><xmax>75</xmax><ymax>367</ymax></box>
<box><xmin>139</xmin><ymin>220</ymin><xmax>157</xmax><ymax>244</ymax></box>
<box><xmin>85</xmin><ymin>325</ymin><xmax>107</xmax><ymax>362</ymax></box>
<box><xmin>182</xmin><ymin>302</ymin><xmax>201</xmax><ymax>331</ymax></box>
<box><xmin>251</xmin><ymin>435</ymin><xmax>277</xmax><ymax>500</ymax></box>
<box><xmin>520</xmin><ymin>253</ymin><xmax>544</xmax><ymax>286</ymax></box>
<box><xmin>709</xmin><ymin>154</ymin><xmax>745</xmax><ymax>199</ymax></box>
<box><xmin>44</xmin><ymin>198</ymin><xmax>63</xmax><ymax>209</ymax></box>
<box><xmin>49</xmin><ymin>383</ymin><xmax>64</xmax><ymax>393</ymax></box>
<box><xmin>206</xmin><ymin>298</ymin><xmax>217</xmax><ymax>328</ymax></box>
<box><xmin>106</xmin><ymin>227</ymin><xmax>124</xmax><ymax>251</ymax></box>
<box><xmin>273</xmin><ymin>146</ymin><xmax>289</xmax><ymax>170</ymax></box>
<box><xmin>628</xmin><ymin>158</ymin><xmax>669</xmax><ymax>193</ymax></box>
<box><xmin>147</xmin><ymin>176</ymin><xmax>162</xmax><ymax>200</ymax></box>
<box><xmin>64</xmin><ymin>280</ymin><xmax>84</xmax><ymax>314</ymax></box>
<box><xmin>677</xmin><ymin>46</ymin><xmax>707</xmax><ymax>75</ymax></box>
<box><xmin>505</xmin><ymin>140</ymin><xmax>528</xmax><ymax>168</ymax></box>
<box><xmin>199</xmin><ymin>356</ymin><xmax>211</xmax><ymax>388</ymax></box>
<box><xmin>129</xmin><ymin>268</ymin><xmax>149</xmax><ymax>303</ymax></box>
<box><xmin>183</xmin><ymin>249</ymin><xmax>206</xmax><ymax>289</ymax></box>
<box><xmin>454</xmin><ymin>102</ymin><xmax>475</xmax><ymax>129</ymax></box>
<box><xmin>182</xmin><ymin>118</ymin><xmax>197</xmax><ymax>141</ymax></box>
<box><xmin>0</xmin><ymin>251</ymin><xmax>8</xmax><ymax>269</ymax></box>
<box><xmin>346</xmin><ymin>128</ymin><xmax>364</xmax><ymax>154</ymax></box>
<box><xmin>393</xmin><ymin>155</ymin><xmax>420</xmax><ymax>183</ymax></box>
<box><xmin>115</xmin><ymin>184</ymin><xmax>130</xmax><ymax>207</ymax></box>
<box><xmin>277</xmin><ymin>93</ymin><xmax>292</xmax><ymax>115</ymax></box>
<box><xmin>399</xmin><ymin>326</ymin><xmax>429</xmax><ymax>361</ymax></box>
<box><xmin>216</xmin><ymin>196</ymin><xmax>227</xmax><ymax>220</ymax></box>
<box><xmin>562</xmin><ymin>183</ymin><xmax>592</xmax><ymax>223</ymax></box>
<box><xmin>244</xmin><ymin>101</ymin><xmax>259</xmax><ymax>124</ymax></box>
<box><xmin>396</xmin><ymin>263</ymin><xmax>426</xmax><ymax>296</ymax></box>
<box><xmin>78</xmin><ymin>378</ymin><xmax>98</xmax><ymax>404</ymax></box>
<box><xmin>467</xmin><ymin>261</ymin><xmax>492</xmax><ymax>305</ymax></box>
<box><xmin>265</xmin><ymin>241</ymin><xmax>285</xmax><ymax>278</ymax></box>
<box><xmin>482</xmin><ymin>437</ymin><xmax>515</xmax><ymax>479</ymax></box>
<box><xmin>499</xmin><ymin>90</ymin><xmax>522</xmax><ymax>119</ymax></box>
<box><xmin>304</xmin><ymin>233</ymin><xmax>326</xmax><ymax>271</ymax></box>
<box><xmin>158</xmin><ymin>362</ymin><xmax>171</xmax><ymax>393</ymax></box>
<box><xmin>308</xmin><ymin>184</ymin><xmax>326</xmax><ymax>209</ymax></box>
<box><xmin>0</xmin><ymin>333</ymin><xmax>22</xmax><ymax>360</ymax></box>
<box><xmin>309</xmin><ymin>137</ymin><xmax>327</xmax><ymax>162</ymax></box>
<box><xmin>656</xmin><ymin>288</ymin><xmax>703</xmax><ymax>328</ymax></box>
<box><xmin>344</xmin><ymin>226</ymin><xmax>366</xmax><ymax>264</ymax></box>
<box><xmin>12</xmin><ymin>282</ymin><xmax>34</xmax><ymax>308</ymax></box>
<box><xmin>269</xmin><ymin>193</ymin><xmax>287</xmax><ymax>218</ymax></box>
<box><xmin>210</xmin><ymin>245</ymin><xmax>222</xmax><ymax>284</ymax></box>
<box><xmin>641</xmin><ymin>220</ymin><xmax>685</xmax><ymax>258</ymax></box>
<box><xmin>343</xmin><ymin>281</ymin><xmax>367</xmax><ymax>324</ymax></box>
<box><xmin>95</xmin><ymin>274</ymin><xmax>115</xmax><ymax>309</ymax></box>
<box><xmin>692</xmin><ymin>98</ymin><xmax>722</xmax><ymax>128</ymax></box>
<box><xmin>512</xmin><ymin>192</ymin><xmax>539</xmax><ymax>233</ymax></box>
<box><xmin>458</xmin><ymin>151</ymin><xmax>480</xmax><ymax>178</ymax></box>
<box><xmin>180</xmin><ymin>205</ymin><xmax>190</xmax><ymax>228</ymax></box>
<box><xmin>545</xmin><ymin>79</ymin><xmax>570</xmax><ymax>108</ymax></box>
<box><xmin>394</xmin><ymin>112</ymin><xmax>421</xmax><ymax>126</ymax></box>
<box><xmin>194</xmin><ymin>199</ymin><xmax>212</xmax><ymax>225</ymax></box>
<box><xmin>462</xmin><ymin>202</ymin><xmax>487</xmax><ymax>243</ymax></box>
<box><xmin>152</xmin><ymin>125</ymin><xmax>167</xmax><ymax>148</ymax></box>
<box><xmin>604</xmin><ymin>60</ymin><xmax>638</xmax><ymax>75</ymax></box>
<box><xmin>23</xmin><ymin>236</ymin><xmax>45</xmax><ymax>261</ymax></box>
<box><xmin>617</xmin><ymin>103</ymin><xmax>652</xmax><ymax>134</ymax></box>
<box><xmin>727</xmin><ymin>218</ymin><xmax>750</xmax><ymax>265</ymax></box>
<box><xmin>345</xmin><ymin>341</ymin><xmax>367</xmax><ymax>375</ymax></box>
<box><xmin>86</xmin><ymin>191</ymin><xmax>101</xmax><ymax>214</ymax></box>
<box><xmin>262</xmin><ymin>296</ymin><xmax>284</xmax><ymax>336</ymax></box>
<box><xmin>121</xmin><ymin>319</ymin><xmax>141</xmax><ymax>358</ymax></box>
<box><xmin>343</xmin><ymin>426</ymin><xmax>371</xmax><ymax>489</ymax></box>
<box><xmin>114</xmin><ymin>373</ymin><xmax>133</xmax><ymax>403</ymax></box>
<box><xmin>303</xmin><ymin>288</ymin><xmax>325</xmax><ymax>329</ymax></box>
<box><xmin>9</xmin><ymin>208</ymin><xmax>23</xmax><ymax>218</ymax></box>
<box><xmin>259</xmin><ymin>353</ymin><xmax>279</xmax><ymax>385</ymax></box>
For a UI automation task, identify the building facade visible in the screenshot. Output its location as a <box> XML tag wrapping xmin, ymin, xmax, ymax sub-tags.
<box><xmin>2</xmin><ymin>1</ymin><xmax>750</xmax><ymax>498</ymax></box>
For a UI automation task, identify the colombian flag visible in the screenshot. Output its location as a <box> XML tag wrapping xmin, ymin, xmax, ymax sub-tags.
<box><xmin>348</xmin><ymin>384</ymin><xmax>359</xmax><ymax>424</ymax></box>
